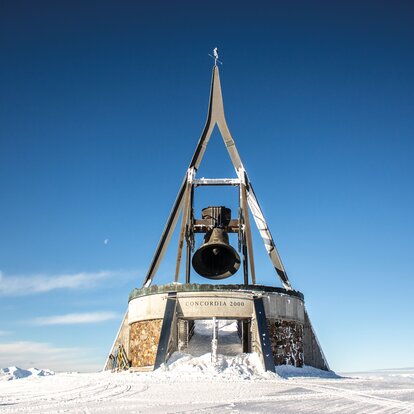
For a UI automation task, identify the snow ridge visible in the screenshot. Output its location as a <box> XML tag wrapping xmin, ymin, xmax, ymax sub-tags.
<box><xmin>0</xmin><ymin>366</ymin><xmax>55</xmax><ymax>381</ymax></box>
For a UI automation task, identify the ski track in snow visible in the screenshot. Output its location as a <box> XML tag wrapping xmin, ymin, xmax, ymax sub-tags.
<box><xmin>1</xmin><ymin>370</ymin><xmax>414</xmax><ymax>413</ymax></box>
<box><xmin>1</xmin><ymin>324</ymin><xmax>413</xmax><ymax>413</ymax></box>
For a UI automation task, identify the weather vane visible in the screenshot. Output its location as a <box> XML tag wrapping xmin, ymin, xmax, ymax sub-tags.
<box><xmin>208</xmin><ymin>47</ymin><xmax>223</xmax><ymax>66</ymax></box>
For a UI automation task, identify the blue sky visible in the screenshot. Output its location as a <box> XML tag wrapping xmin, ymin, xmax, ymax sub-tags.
<box><xmin>1</xmin><ymin>1</ymin><xmax>413</xmax><ymax>372</ymax></box>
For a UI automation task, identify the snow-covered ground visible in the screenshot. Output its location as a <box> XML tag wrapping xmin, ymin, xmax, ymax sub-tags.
<box><xmin>1</xmin><ymin>321</ymin><xmax>413</xmax><ymax>413</ymax></box>
<box><xmin>2</xmin><ymin>360</ymin><xmax>414</xmax><ymax>413</ymax></box>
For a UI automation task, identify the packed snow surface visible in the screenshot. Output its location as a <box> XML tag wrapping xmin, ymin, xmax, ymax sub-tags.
<box><xmin>1</xmin><ymin>355</ymin><xmax>414</xmax><ymax>413</ymax></box>
<box><xmin>1</xmin><ymin>322</ymin><xmax>413</xmax><ymax>412</ymax></box>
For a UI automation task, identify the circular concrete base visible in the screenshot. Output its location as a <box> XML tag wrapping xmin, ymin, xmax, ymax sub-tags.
<box><xmin>127</xmin><ymin>283</ymin><xmax>306</xmax><ymax>370</ymax></box>
<box><xmin>128</xmin><ymin>283</ymin><xmax>305</xmax><ymax>324</ymax></box>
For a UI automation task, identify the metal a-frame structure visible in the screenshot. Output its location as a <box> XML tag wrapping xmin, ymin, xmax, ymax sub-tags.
<box><xmin>143</xmin><ymin>64</ymin><xmax>292</xmax><ymax>290</ymax></box>
<box><xmin>104</xmin><ymin>63</ymin><xmax>331</xmax><ymax>373</ymax></box>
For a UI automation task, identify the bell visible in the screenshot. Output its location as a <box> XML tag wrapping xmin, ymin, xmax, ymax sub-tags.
<box><xmin>192</xmin><ymin>227</ymin><xmax>241</xmax><ymax>280</ymax></box>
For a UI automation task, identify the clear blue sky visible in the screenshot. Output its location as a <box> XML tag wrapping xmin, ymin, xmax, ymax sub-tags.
<box><xmin>1</xmin><ymin>1</ymin><xmax>413</xmax><ymax>372</ymax></box>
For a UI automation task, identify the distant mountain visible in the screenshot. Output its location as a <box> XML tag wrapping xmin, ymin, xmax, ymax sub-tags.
<box><xmin>0</xmin><ymin>366</ymin><xmax>55</xmax><ymax>381</ymax></box>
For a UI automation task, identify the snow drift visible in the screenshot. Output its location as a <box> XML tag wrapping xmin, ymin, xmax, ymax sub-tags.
<box><xmin>0</xmin><ymin>366</ymin><xmax>55</xmax><ymax>381</ymax></box>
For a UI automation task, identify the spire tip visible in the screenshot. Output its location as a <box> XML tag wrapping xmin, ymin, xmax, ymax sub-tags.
<box><xmin>208</xmin><ymin>48</ymin><xmax>223</xmax><ymax>66</ymax></box>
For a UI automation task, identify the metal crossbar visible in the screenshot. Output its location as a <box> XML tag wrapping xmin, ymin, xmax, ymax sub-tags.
<box><xmin>192</xmin><ymin>178</ymin><xmax>240</xmax><ymax>186</ymax></box>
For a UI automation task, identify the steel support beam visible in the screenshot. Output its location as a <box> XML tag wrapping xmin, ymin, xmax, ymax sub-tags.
<box><xmin>174</xmin><ymin>170</ymin><xmax>194</xmax><ymax>282</ymax></box>
<box><xmin>240</xmin><ymin>181</ymin><xmax>256</xmax><ymax>284</ymax></box>
<box><xmin>154</xmin><ymin>294</ymin><xmax>177</xmax><ymax>370</ymax></box>
<box><xmin>246</xmin><ymin>182</ymin><xmax>291</xmax><ymax>290</ymax></box>
<box><xmin>143</xmin><ymin>177</ymin><xmax>186</xmax><ymax>287</ymax></box>
<box><xmin>193</xmin><ymin>178</ymin><xmax>240</xmax><ymax>186</ymax></box>
<box><xmin>253</xmin><ymin>297</ymin><xmax>276</xmax><ymax>373</ymax></box>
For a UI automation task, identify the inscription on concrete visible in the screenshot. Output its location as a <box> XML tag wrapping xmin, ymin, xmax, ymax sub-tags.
<box><xmin>179</xmin><ymin>297</ymin><xmax>252</xmax><ymax>318</ymax></box>
<box><xmin>183</xmin><ymin>300</ymin><xmax>246</xmax><ymax>307</ymax></box>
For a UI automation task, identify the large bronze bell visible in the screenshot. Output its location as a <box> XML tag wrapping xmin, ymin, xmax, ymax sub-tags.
<box><xmin>192</xmin><ymin>206</ymin><xmax>241</xmax><ymax>280</ymax></box>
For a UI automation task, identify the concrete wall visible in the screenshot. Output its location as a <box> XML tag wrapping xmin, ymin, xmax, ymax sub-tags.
<box><xmin>250</xmin><ymin>317</ymin><xmax>262</xmax><ymax>361</ymax></box>
<box><xmin>263</xmin><ymin>293</ymin><xmax>304</xmax><ymax>322</ymax></box>
<box><xmin>129</xmin><ymin>290</ymin><xmax>304</xmax><ymax>323</ymax></box>
<box><xmin>129</xmin><ymin>292</ymin><xmax>254</xmax><ymax>322</ymax></box>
